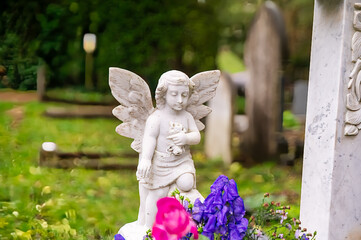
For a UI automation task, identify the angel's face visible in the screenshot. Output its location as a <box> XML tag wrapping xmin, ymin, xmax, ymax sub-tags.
<box><xmin>165</xmin><ymin>84</ymin><xmax>190</xmax><ymax>111</ymax></box>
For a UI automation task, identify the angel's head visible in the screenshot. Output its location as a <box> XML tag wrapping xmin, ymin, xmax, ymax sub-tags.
<box><xmin>155</xmin><ymin>70</ymin><xmax>195</xmax><ymax>110</ymax></box>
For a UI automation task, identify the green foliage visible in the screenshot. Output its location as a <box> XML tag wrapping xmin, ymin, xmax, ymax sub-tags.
<box><xmin>0</xmin><ymin>98</ymin><xmax>302</xmax><ymax>239</ymax></box>
<box><xmin>246</xmin><ymin>194</ymin><xmax>317</xmax><ymax>239</ymax></box>
<box><xmin>283</xmin><ymin>110</ymin><xmax>300</xmax><ymax>130</ymax></box>
<box><xmin>216</xmin><ymin>50</ymin><xmax>246</xmax><ymax>74</ymax></box>
<box><xmin>45</xmin><ymin>87</ymin><xmax>115</xmax><ymax>103</ymax></box>
<box><xmin>1</xmin><ymin>0</ymin><xmax>314</xmax><ymax>91</ymax></box>
<box><xmin>235</xmin><ymin>95</ymin><xmax>246</xmax><ymax>115</ymax></box>
<box><xmin>0</xmin><ymin>100</ymin><xmax>136</xmax><ymax>238</ymax></box>
<box><xmin>0</xmin><ymin>33</ymin><xmax>38</xmax><ymax>90</ymax></box>
<box><xmin>1</xmin><ymin>0</ymin><xmax>220</xmax><ymax>92</ymax></box>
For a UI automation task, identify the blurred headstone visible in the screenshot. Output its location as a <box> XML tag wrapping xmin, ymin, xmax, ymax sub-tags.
<box><xmin>39</xmin><ymin>142</ymin><xmax>58</xmax><ymax>167</ymax></box>
<box><xmin>292</xmin><ymin>80</ymin><xmax>308</xmax><ymax>121</ymax></box>
<box><xmin>233</xmin><ymin>114</ymin><xmax>249</xmax><ymax>133</ymax></box>
<box><xmin>300</xmin><ymin>1</ymin><xmax>361</xmax><ymax>239</ymax></box>
<box><xmin>44</xmin><ymin>105</ymin><xmax>114</xmax><ymax>118</ymax></box>
<box><xmin>39</xmin><ymin>142</ymin><xmax>137</xmax><ymax>170</ymax></box>
<box><xmin>205</xmin><ymin>73</ymin><xmax>235</xmax><ymax>165</ymax></box>
<box><xmin>243</xmin><ymin>1</ymin><xmax>287</xmax><ymax>162</ymax></box>
<box><xmin>230</xmin><ymin>71</ymin><xmax>249</xmax><ymax>96</ymax></box>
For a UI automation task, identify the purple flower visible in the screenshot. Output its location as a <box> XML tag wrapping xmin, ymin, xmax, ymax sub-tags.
<box><xmin>183</xmin><ymin>199</ymin><xmax>191</xmax><ymax>213</ymax></box>
<box><xmin>229</xmin><ymin>222</ymin><xmax>244</xmax><ymax>239</ymax></box>
<box><xmin>181</xmin><ymin>232</ymin><xmax>193</xmax><ymax>240</ymax></box>
<box><xmin>301</xmin><ymin>234</ymin><xmax>309</xmax><ymax>240</ymax></box>
<box><xmin>114</xmin><ymin>234</ymin><xmax>125</xmax><ymax>240</ymax></box>
<box><xmin>192</xmin><ymin>198</ymin><xmax>205</xmax><ymax>223</ymax></box>
<box><xmin>201</xmin><ymin>231</ymin><xmax>214</xmax><ymax>240</ymax></box>
<box><xmin>210</xmin><ymin>175</ymin><xmax>229</xmax><ymax>193</ymax></box>
<box><xmin>194</xmin><ymin>175</ymin><xmax>248</xmax><ymax>240</ymax></box>
<box><xmin>280</xmin><ymin>212</ymin><xmax>288</xmax><ymax>224</ymax></box>
<box><xmin>217</xmin><ymin>224</ymin><xmax>228</xmax><ymax>235</ymax></box>
<box><xmin>233</xmin><ymin>197</ymin><xmax>246</xmax><ymax>221</ymax></box>
<box><xmin>222</xmin><ymin>179</ymin><xmax>239</xmax><ymax>202</ymax></box>
<box><xmin>216</xmin><ymin>205</ymin><xmax>229</xmax><ymax>226</ymax></box>
<box><xmin>295</xmin><ymin>229</ymin><xmax>301</xmax><ymax>238</ymax></box>
<box><xmin>286</xmin><ymin>223</ymin><xmax>292</xmax><ymax>230</ymax></box>
<box><xmin>204</xmin><ymin>191</ymin><xmax>223</xmax><ymax>210</ymax></box>
<box><xmin>236</xmin><ymin>218</ymin><xmax>248</xmax><ymax>235</ymax></box>
<box><xmin>203</xmin><ymin>214</ymin><xmax>217</xmax><ymax>232</ymax></box>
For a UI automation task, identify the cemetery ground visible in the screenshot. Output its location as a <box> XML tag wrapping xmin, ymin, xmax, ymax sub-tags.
<box><xmin>0</xmin><ymin>91</ymin><xmax>303</xmax><ymax>239</ymax></box>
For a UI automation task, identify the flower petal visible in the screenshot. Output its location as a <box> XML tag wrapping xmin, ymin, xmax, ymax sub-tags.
<box><xmin>152</xmin><ymin>226</ymin><xmax>169</xmax><ymax>240</ymax></box>
<box><xmin>210</xmin><ymin>175</ymin><xmax>229</xmax><ymax>193</ymax></box>
<box><xmin>114</xmin><ymin>234</ymin><xmax>125</xmax><ymax>240</ymax></box>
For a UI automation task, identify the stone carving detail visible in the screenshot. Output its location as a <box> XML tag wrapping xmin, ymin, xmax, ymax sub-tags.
<box><xmin>167</xmin><ymin>122</ymin><xmax>187</xmax><ymax>156</ymax></box>
<box><xmin>109</xmin><ymin>68</ymin><xmax>220</xmax><ymax>239</ymax></box>
<box><xmin>345</xmin><ymin>3</ymin><xmax>361</xmax><ymax>136</ymax></box>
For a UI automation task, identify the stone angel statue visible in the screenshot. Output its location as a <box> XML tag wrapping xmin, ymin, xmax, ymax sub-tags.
<box><xmin>109</xmin><ymin>68</ymin><xmax>220</xmax><ymax>239</ymax></box>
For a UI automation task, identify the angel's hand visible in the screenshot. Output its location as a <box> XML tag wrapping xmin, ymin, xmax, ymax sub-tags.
<box><xmin>137</xmin><ymin>159</ymin><xmax>152</xmax><ymax>178</ymax></box>
<box><xmin>167</xmin><ymin>132</ymin><xmax>187</xmax><ymax>145</ymax></box>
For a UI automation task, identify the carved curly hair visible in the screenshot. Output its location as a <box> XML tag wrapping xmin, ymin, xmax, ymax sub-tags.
<box><xmin>155</xmin><ymin>70</ymin><xmax>196</xmax><ymax>109</ymax></box>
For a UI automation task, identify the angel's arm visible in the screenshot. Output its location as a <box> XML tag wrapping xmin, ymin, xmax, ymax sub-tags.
<box><xmin>137</xmin><ymin>113</ymin><xmax>160</xmax><ymax>178</ymax></box>
<box><xmin>185</xmin><ymin>113</ymin><xmax>201</xmax><ymax>145</ymax></box>
<box><xmin>168</xmin><ymin>113</ymin><xmax>200</xmax><ymax>146</ymax></box>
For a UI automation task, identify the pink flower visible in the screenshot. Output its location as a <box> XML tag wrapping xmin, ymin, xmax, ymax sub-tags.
<box><xmin>152</xmin><ymin>197</ymin><xmax>198</xmax><ymax>240</ymax></box>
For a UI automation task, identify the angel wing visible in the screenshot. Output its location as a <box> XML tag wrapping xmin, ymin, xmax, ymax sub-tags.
<box><xmin>109</xmin><ymin>67</ymin><xmax>154</xmax><ymax>152</ymax></box>
<box><xmin>187</xmin><ymin>70</ymin><xmax>221</xmax><ymax>131</ymax></box>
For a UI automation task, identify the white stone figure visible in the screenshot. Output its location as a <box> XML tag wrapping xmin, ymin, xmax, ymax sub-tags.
<box><xmin>109</xmin><ymin>68</ymin><xmax>220</xmax><ymax>239</ymax></box>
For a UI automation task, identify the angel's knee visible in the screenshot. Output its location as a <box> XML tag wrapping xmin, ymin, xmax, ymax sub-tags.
<box><xmin>176</xmin><ymin>173</ymin><xmax>194</xmax><ymax>192</ymax></box>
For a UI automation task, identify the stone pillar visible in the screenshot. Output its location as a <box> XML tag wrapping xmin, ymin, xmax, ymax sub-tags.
<box><xmin>300</xmin><ymin>0</ymin><xmax>361</xmax><ymax>239</ymax></box>
<box><xmin>205</xmin><ymin>73</ymin><xmax>235</xmax><ymax>165</ymax></box>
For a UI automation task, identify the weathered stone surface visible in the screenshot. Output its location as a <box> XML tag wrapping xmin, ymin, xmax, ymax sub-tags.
<box><xmin>109</xmin><ymin>68</ymin><xmax>220</xmax><ymax>239</ymax></box>
<box><xmin>300</xmin><ymin>1</ymin><xmax>361</xmax><ymax>239</ymax></box>
<box><xmin>205</xmin><ymin>73</ymin><xmax>235</xmax><ymax>165</ymax></box>
<box><xmin>292</xmin><ymin>80</ymin><xmax>308</xmax><ymax>119</ymax></box>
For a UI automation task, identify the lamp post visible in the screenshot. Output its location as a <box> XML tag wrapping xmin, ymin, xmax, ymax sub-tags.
<box><xmin>83</xmin><ymin>33</ymin><xmax>96</xmax><ymax>90</ymax></box>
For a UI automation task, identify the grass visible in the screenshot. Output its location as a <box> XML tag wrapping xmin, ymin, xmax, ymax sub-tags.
<box><xmin>216</xmin><ymin>49</ymin><xmax>246</xmax><ymax>74</ymax></box>
<box><xmin>45</xmin><ymin>88</ymin><xmax>115</xmax><ymax>104</ymax></box>
<box><xmin>0</xmin><ymin>98</ymin><xmax>302</xmax><ymax>239</ymax></box>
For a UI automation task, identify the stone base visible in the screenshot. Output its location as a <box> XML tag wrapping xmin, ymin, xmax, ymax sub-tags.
<box><xmin>118</xmin><ymin>221</ymin><xmax>149</xmax><ymax>240</ymax></box>
<box><xmin>168</xmin><ymin>185</ymin><xmax>205</xmax><ymax>203</ymax></box>
<box><xmin>117</xmin><ymin>189</ymin><xmax>204</xmax><ymax>240</ymax></box>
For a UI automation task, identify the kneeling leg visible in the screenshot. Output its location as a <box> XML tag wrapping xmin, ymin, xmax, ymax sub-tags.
<box><xmin>176</xmin><ymin>173</ymin><xmax>194</xmax><ymax>192</ymax></box>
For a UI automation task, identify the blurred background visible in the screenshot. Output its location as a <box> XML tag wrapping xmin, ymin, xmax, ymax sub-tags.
<box><xmin>0</xmin><ymin>0</ymin><xmax>313</xmax><ymax>239</ymax></box>
<box><xmin>0</xmin><ymin>0</ymin><xmax>312</xmax><ymax>92</ymax></box>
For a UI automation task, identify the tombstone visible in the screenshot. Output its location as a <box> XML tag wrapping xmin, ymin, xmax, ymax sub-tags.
<box><xmin>292</xmin><ymin>80</ymin><xmax>308</xmax><ymax>121</ymax></box>
<box><xmin>38</xmin><ymin>142</ymin><xmax>138</xmax><ymax>170</ymax></box>
<box><xmin>205</xmin><ymin>73</ymin><xmax>235</xmax><ymax>165</ymax></box>
<box><xmin>44</xmin><ymin>105</ymin><xmax>114</xmax><ymax>118</ymax></box>
<box><xmin>230</xmin><ymin>71</ymin><xmax>249</xmax><ymax>96</ymax></box>
<box><xmin>300</xmin><ymin>1</ymin><xmax>361</xmax><ymax>239</ymax></box>
<box><xmin>243</xmin><ymin>1</ymin><xmax>288</xmax><ymax>162</ymax></box>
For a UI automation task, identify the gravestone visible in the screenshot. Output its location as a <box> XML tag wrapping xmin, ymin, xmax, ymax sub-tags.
<box><xmin>38</xmin><ymin>142</ymin><xmax>138</xmax><ymax>170</ymax></box>
<box><xmin>291</xmin><ymin>80</ymin><xmax>308</xmax><ymax>120</ymax></box>
<box><xmin>243</xmin><ymin>1</ymin><xmax>287</xmax><ymax>161</ymax></box>
<box><xmin>205</xmin><ymin>73</ymin><xmax>235</xmax><ymax>165</ymax></box>
<box><xmin>300</xmin><ymin>1</ymin><xmax>361</xmax><ymax>239</ymax></box>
